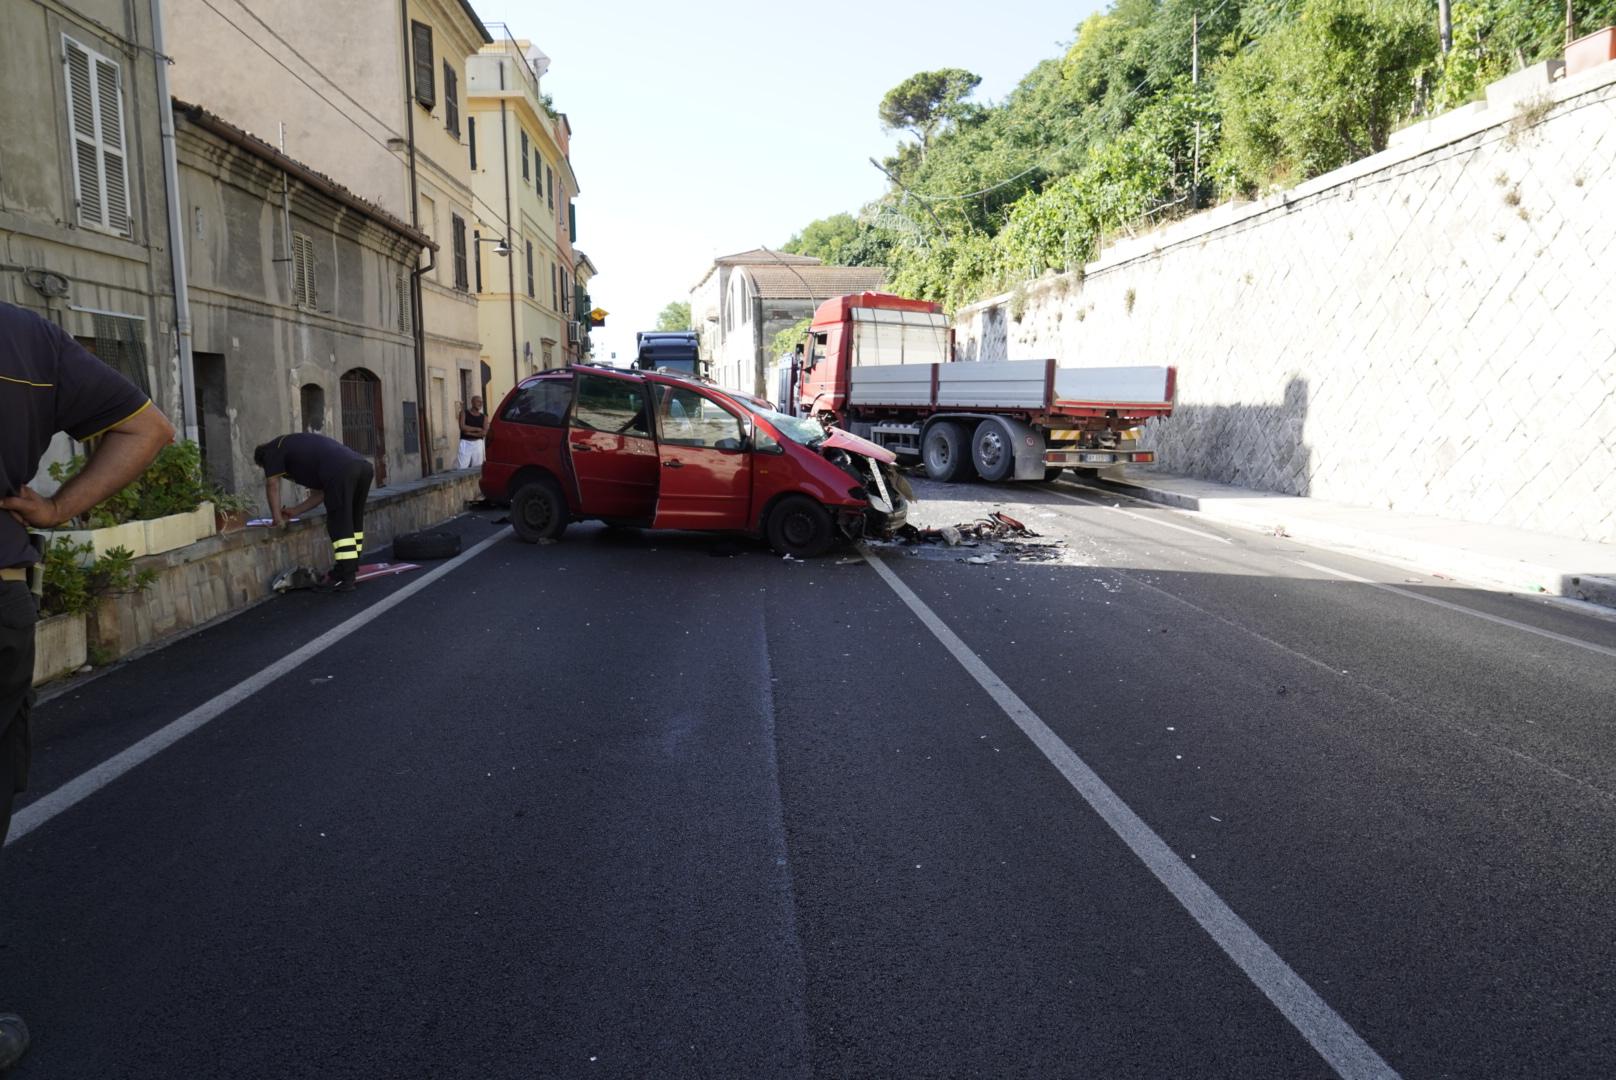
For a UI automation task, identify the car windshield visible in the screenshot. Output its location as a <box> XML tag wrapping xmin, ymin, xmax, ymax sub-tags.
<box><xmin>732</xmin><ymin>398</ymin><xmax>824</xmax><ymax>447</ymax></box>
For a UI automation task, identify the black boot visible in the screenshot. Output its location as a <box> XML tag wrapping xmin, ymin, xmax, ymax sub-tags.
<box><xmin>0</xmin><ymin>1014</ymin><xmax>30</xmax><ymax>1071</ymax></box>
<box><xmin>335</xmin><ymin>562</ymin><xmax>357</xmax><ymax>592</ymax></box>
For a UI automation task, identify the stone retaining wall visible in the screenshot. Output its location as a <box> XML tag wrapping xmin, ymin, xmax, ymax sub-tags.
<box><xmin>955</xmin><ymin>62</ymin><xmax>1616</xmax><ymax>545</ymax></box>
<box><xmin>81</xmin><ymin>471</ymin><xmax>482</xmax><ymax>669</ymax></box>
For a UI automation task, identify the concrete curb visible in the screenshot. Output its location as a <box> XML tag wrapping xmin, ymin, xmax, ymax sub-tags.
<box><xmin>1090</xmin><ymin>476</ymin><xmax>1616</xmax><ymax>612</ymax></box>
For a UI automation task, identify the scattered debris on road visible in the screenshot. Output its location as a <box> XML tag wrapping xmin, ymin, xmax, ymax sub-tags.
<box><xmin>872</xmin><ymin>511</ymin><xmax>1064</xmax><ymax>564</ymax></box>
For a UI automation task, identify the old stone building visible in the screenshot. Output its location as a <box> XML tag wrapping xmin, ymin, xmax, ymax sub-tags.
<box><xmin>689</xmin><ymin>250</ymin><xmax>884</xmax><ymax>395</ymax></box>
<box><xmin>174</xmin><ymin>103</ymin><xmax>431</xmax><ymax>500</ymax></box>
<box><xmin>1</xmin><ymin>0</ymin><xmax>179</xmax><ymax>471</ymax></box>
<box><xmin>165</xmin><ymin>0</ymin><xmax>494</xmax><ymax>472</ymax></box>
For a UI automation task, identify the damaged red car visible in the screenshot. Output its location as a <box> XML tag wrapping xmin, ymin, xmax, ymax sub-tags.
<box><xmin>479</xmin><ymin>367</ymin><xmax>910</xmax><ymax>557</ymax></box>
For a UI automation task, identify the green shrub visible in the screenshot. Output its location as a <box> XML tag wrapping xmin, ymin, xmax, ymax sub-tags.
<box><xmin>47</xmin><ymin>439</ymin><xmax>208</xmax><ymax>527</ymax></box>
<box><xmin>39</xmin><ymin>540</ymin><xmax>156</xmax><ymax>618</ymax></box>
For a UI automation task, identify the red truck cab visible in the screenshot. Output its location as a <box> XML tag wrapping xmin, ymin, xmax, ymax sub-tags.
<box><xmin>796</xmin><ymin>292</ymin><xmax>949</xmax><ymax>424</ymax></box>
<box><xmin>480</xmin><ymin>366</ymin><xmax>908</xmax><ymax>557</ymax></box>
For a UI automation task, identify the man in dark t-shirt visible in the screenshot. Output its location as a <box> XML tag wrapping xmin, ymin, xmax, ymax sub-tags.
<box><xmin>254</xmin><ymin>433</ymin><xmax>374</xmax><ymax>592</ymax></box>
<box><xmin>0</xmin><ymin>300</ymin><xmax>174</xmax><ymax>1069</ymax></box>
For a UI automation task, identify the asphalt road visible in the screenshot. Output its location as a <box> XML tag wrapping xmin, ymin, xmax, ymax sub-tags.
<box><xmin>4</xmin><ymin>476</ymin><xmax>1614</xmax><ymax>1079</ymax></box>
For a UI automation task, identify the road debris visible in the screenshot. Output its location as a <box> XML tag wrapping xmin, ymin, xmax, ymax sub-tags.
<box><xmin>874</xmin><ymin>511</ymin><xmax>1064</xmax><ymax>564</ymax></box>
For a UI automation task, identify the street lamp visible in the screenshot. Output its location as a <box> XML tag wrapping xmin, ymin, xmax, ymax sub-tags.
<box><xmin>476</xmin><ymin>236</ymin><xmax>511</xmax><ymax>257</ymax></box>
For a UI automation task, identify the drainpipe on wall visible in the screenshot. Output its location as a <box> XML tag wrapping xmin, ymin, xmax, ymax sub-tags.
<box><xmin>500</xmin><ymin>96</ymin><xmax>517</xmax><ymax>387</ymax></box>
<box><xmin>400</xmin><ymin>0</ymin><xmax>432</xmax><ymax>475</ymax></box>
<box><xmin>149</xmin><ymin>0</ymin><xmax>197</xmax><ymax>443</ymax></box>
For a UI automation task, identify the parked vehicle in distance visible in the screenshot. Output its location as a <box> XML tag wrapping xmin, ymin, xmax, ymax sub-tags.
<box><xmin>791</xmin><ymin>292</ymin><xmax>1176</xmax><ymax>482</ymax></box>
<box><xmin>480</xmin><ymin>366</ymin><xmax>909</xmax><ymax>557</ymax></box>
<box><xmin>633</xmin><ymin>330</ymin><xmax>704</xmax><ymax>378</ymax></box>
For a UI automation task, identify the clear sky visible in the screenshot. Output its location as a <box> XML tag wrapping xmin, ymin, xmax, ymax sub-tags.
<box><xmin>470</xmin><ymin>0</ymin><xmax>1097</xmax><ymax>363</ymax></box>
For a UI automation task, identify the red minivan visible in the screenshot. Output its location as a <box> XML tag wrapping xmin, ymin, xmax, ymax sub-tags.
<box><xmin>479</xmin><ymin>367</ymin><xmax>909</xmax><ymax>557</ymax></box>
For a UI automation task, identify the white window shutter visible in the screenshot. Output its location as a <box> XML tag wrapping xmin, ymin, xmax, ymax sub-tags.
<box><xmin>64</xmin><ymin>38</ymin><xmax>104</xmax><ymax>229</ymax></box>
<box><xmin>94</xmin><ymin>55</ymin><xmax>130</xmax><ymax>234</ymax></box>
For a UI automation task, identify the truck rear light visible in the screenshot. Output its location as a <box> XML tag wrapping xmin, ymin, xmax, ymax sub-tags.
<box><xmin>1134</xmin><ymin>451</ymin><xmax>1154</xmax><ymax>463</ymax></box>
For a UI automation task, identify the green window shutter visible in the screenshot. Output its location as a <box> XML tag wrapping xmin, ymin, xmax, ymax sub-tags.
<box><xmin>411</xmin><ymin>21</ymin><xmax>435</xmax><ymax>109</ymax></box>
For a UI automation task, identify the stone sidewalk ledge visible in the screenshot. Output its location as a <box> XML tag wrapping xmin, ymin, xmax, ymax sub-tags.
<box><xmin>1106</xmin><ymin>470</ymin><xmax>1616</xmax><ymax>611</ymax></box>
<box><xmin>80</xmin><ymin>470</ymin><xmax>484</xmax><ymax>674</ymax></box>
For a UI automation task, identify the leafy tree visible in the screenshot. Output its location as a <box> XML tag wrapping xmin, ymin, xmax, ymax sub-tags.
<box><xmin>654</xmin><ymin>301</ymin><xmax>690</xmax><ymax>331</ymax></box>
<box><xmin>879</xmin><ymin>68</ymin><xmax>983</xmax><ymax>157</ymax></box>
<box><xmin>770</xmin><ymin>318</ymin><xmax>811</xmax><ymax>362</ymax></box>
<box><xmin>1216</xmin><ymin>0</ymin><xmax>1436</xmax><ymax>190</ymax></box>
<box><xmin>783</xmin><ymin>214</ymin><xmax>861</xmax><ymax>263</ymax></box>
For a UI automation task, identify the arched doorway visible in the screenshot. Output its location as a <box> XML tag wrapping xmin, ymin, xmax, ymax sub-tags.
<box><xmin>339</xmin><ymin>368</ymin><xmax>387</xmax><ymax>486</ymax></box>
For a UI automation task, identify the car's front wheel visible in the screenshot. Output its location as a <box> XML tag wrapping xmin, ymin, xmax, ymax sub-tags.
<box><xmin>511</xmin><ymin>479</ymin><xmax>568</xmax><ymax>543</ymax></box>
<box><xmin>766</xmin><ymin>495</ymin><xmax>834</xmax><ymax>559</ymax></box>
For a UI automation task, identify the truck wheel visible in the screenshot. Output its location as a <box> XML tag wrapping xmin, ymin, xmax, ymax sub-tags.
<box><xmin>511</xmin><ymin>478</ymin><xmax>568</xmax><ymax>543</ymax></box>
<box><xmin>766</xmin><ymin>496</ymin><xmax>834</xmax><ymax>559</ymax></box>
<box><xmin>971</xmin><ymin>419</ymin><xmax>1016</xmax><ymax>482</ymax></box>
<box><xmin>922</xmin><ymin>421</ymin><xmax>975</xmax><ymax>482</ymax></box>
<box><xmin>1044</xmin><ymin>467</ymin><xmax>1066</xmax><ymax>482</ymax></box>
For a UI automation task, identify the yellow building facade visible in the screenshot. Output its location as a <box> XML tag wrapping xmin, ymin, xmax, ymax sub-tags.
<box><xmin>466</xmin><ymin>38</ymin><xmax>581</xmax><ymax>412</ymax></box>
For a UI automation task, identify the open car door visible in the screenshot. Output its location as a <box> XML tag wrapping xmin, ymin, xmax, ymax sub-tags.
<box><xmin>566</xmin><ymin>372</ymin><xmax>659</xmax><ymax>521</ymax></box>
<box><xmin>651</xmin><ymin>383</ymin><xmax>753</xmax><ymax>531</ymax></box>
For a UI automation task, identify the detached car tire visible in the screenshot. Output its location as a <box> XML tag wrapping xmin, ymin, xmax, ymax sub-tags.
<box><xmin>392</xmin><ymin>529</ymin><xmax>462</xmax><ymax>560</ymax></box>
<box><xmin>922</xmin><ymin>420</ymin><xmax>975</xmax><ymax>482</ymax></box>
<box><xmin>766</xmin><ymin>495</ymin><xmax>834</xmax><ymax>559</ymax></box>
<box><xmin>511</xmin><ymin>479</ymin><xmax>568</xmax><ymax>543</ymax></box>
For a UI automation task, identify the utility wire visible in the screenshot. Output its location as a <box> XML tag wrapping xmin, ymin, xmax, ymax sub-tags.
<box><xmin>221</xmin><ymin>0</ymin><xmax>400</xmax><ymax>138</ymax></box>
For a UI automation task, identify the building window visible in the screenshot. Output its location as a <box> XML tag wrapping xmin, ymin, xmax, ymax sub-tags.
<box><xmin>443</xmin><ymin>61</ymin><xmax>459</xmax><ymax>137</ymax></box>
<box><xmin>292</xmin><ymin>232</ymin><xmax>317</xmax><ymax>309</ymax></box>
<box><xmin>451</xmin><ymin>214</ymin><xmax>468</xmax><ymax>292</ymax></box>
<box><xmin>396</xmin><ymin>272</ymin><xmax>411</xmax><ymax>332</ymax></box>
<box><xmin>300</xmin><ymin>383</ymin><xmax>326</xmax><ymax>432</ymax></box>
<box><xmin>472</xmin><ymin>230</ymin><xmax>482</xmax><ymax>292</ymax></box>
<box><xmin>545</xmin><ymin>165</ymin><xmax>554</xmax><ymax>210</ymax></box>
<box><xmin>534</xmin><ymin>150</ymin><xmax>542</xmax><ymax>191</ymax></box>
<box><xmin>568</xmin><ymin>202</ymin><xmax>576</xmax><ymax>243</ymax></box>
<box><xmin>525</xmin><ymin>240</ymin><xmax>534</xmax><ymax>298</ymax></box>
<box><xmin>551</xmin><ymin>262</ymin><xmax>558</xmax><ymax>310</ymax></box>
<box><xmin>560</xmin><ymin>269</ymin><xmax>569</xmax><ymax>313</ymax></box>
<box><xmin>468</xmin><ymin>115</ymin><xmax>476</xmax><ymax>170</ymax></box>
<box><xmin>62</xmin><ymin>35</ymin><xmax>132</xmax><ymax>236</ymax></box>
<box><xmin>410</xmin><ymin>21</ymin><xmax>434</xmax><ymax>109</ymax></box>
<box><xmin>520</xmin><ymin>131</ymin><xmax>529</xmax><ymax>180</ymax></box>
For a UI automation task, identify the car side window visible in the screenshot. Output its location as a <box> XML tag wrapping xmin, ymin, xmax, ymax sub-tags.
<box><xmin>573</xmin><ymin>375</ymin><xmax>649</xmax><ymax>436</ymax></box>
<box><xmin>501</xmin><ymin>378</ymin><xmax>571</xmax><ymax>427</ymax></box>
<box><xmin>656</xmin><ymin>386</ymin><xmax>745</xmax><ymax>451</ymax></box>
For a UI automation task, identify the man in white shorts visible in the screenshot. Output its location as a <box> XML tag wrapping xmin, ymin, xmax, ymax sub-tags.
<box><xmin>455</xmin><ymin>396</ymin><xmax>487</xmax><ymax>469</ymax></box>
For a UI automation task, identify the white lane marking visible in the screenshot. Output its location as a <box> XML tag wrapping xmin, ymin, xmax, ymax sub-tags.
<box><xmin>1043</xmin><ymin>485</ymin><xmax>1233</xmax><ymax>544</ymax></box>
<box><xmin>1292</xmin><ymin>560</ymin><xmax>1616</xmax><ymax>661</ymax></box>
<box><xmin>9</xmin><ymin>529</ymin><xmax>511</xmax><ymax>846</ymax></box>
<box><xmin>859</xmin><ymin>547</ymin><xmax>1399</xmax><ymax>1080</ymax></box>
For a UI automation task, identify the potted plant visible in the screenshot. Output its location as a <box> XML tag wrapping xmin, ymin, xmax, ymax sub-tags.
<box><xmin>32</xmin><ymin>538</ymin><xmax>156</xmax><ymax>683</ymax></box>
<box><xmin>48</xmin><ymin>439</ymin><xmax>216</xmax><ymax>560</ymax></box>
<box><xmin>210</xmin><ymin>487</ymin><xmax>255</xmax><ymax>534</ymax></box>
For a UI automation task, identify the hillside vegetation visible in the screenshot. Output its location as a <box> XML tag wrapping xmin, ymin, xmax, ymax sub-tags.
<box><xmin>783</xmin><ymin>0</ymin><xmax>1615</xmax><ymax>310</ymax></box>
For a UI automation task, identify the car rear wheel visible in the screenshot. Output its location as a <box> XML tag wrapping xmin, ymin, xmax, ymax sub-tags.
<box><xmin>922</xmin><ymin>421</ymin><xmax>975</xmax><ymax>482</ymax></box>
<box><xmin>766</xmin><ymin>495</ymin><xmax>834</xmax><ymax>559</ymax></box>
<box><xmin>511</xmin><ymin>479</ymin><xmax>567</xmax><ymax>543</ymax></box>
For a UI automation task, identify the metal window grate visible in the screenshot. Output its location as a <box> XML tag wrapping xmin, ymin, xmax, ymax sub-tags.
<box><xmin>92</xmin><ymin>313</ymin><xmax>150</xmax><ymax>395</ymax></box>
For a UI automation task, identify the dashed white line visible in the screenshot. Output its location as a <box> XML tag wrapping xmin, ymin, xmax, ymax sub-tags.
<box><xmin>1292</xmin><ymin>560</ymin><xmax>1616</xmax><ymax>661</ymax></box>
<box><xmin>8</xmin><ymin>528</ymin><xmax>511</xmax><ymax>846</ymax></box>
<box><xmin>860</xmin><ymin>545</ymin><xmax>1399</xmax><ymax>1080</ymax></box>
